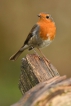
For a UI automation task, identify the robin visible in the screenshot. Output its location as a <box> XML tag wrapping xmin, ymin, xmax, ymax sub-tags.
<box><xmin>9</xmin><ymin>12</ymin><xmax>56</xmax><ymax>61</ymax></box>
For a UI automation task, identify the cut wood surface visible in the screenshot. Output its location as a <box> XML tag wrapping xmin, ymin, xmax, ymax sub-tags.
<box><xmin>11</xmin><ymin>54</ymin><xmax>71</xmax><ymax>106</ymax></box>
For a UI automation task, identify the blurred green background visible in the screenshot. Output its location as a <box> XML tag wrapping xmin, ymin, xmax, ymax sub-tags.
<box><xmin>0</xmin><ymin>0</ymin><xmax>71</xmax><ymax>106</ymax></box>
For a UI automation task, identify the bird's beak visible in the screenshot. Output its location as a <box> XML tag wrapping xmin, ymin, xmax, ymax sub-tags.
<box><xmin>37</xmin><ymin>14</ymin><xmax>40</xmax><ymax>17</ymax></box>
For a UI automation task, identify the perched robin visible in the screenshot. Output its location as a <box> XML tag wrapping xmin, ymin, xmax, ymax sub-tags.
<box><xmin>9</xmin><ymin>12</ymin><xmax>56</xmax><ymax>61</ymax></box>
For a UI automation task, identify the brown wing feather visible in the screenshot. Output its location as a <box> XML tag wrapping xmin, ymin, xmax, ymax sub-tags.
<box><xmin>9</xmin><ymin>24</ymin><xmax>40</xmax><ymax>61</ymax></box>
<box><xmin>24</xmin><ymin>24</ymin><xmax>40</xmax><ymax>45</ymax></box>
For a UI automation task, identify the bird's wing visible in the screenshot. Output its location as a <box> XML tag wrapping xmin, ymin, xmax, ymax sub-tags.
<box><xmin>24</xmin><ymin>24</ymin><xmax>40</xmax><ymax>45</ymax></box>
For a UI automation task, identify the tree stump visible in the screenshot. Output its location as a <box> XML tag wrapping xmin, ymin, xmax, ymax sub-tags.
<box><xmin>11</xmin><ymin>54</ymin><xmax>71</xmax><ymax>106</ymax></box>
<box><xmin>19</xmin><ymin>54</ymin><xmax>59</xmax><ymax>94</ymax></box>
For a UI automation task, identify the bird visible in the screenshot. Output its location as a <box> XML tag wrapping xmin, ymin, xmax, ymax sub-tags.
<box><xmin>9</xmin><ymin>12</ymin><xmax>56</xmax><ymax>61</ymax></box>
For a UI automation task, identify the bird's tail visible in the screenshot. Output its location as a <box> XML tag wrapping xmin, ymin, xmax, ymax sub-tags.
<box><xmin>9</xmin><ymin>45</ymin><xmax>28</xmax><ymax>61</ymax></box>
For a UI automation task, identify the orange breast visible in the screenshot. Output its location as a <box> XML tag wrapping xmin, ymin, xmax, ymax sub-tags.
<box><xmin>38</xmin><ymin>20</ymin><xmax>56</xmax><ymax>40</ymax></box>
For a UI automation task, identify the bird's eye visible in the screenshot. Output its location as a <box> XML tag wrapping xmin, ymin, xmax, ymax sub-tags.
<box><xmin>46</xmin><ymin>16</ymin><xmax>49</xmax><ymax>19</ymax></box>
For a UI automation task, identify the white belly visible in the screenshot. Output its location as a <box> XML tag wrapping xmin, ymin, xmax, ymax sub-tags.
<box><xmin>38</xmin><ymin>37</ymin><xmax>52</xmax><ymax>48</ymax></box>
<box><xmin>28</xmin><ymin>34</ymin><xmax>52</xmax><ymax>48</ymax></box>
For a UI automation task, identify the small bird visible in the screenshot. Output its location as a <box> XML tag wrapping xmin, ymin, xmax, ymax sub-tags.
<box><xmin>9</xmin><ymin>12</ymin><xmax>56</xmax><ymax>61</ymax></box>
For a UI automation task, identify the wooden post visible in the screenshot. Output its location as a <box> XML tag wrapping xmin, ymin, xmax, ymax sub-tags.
<box><xmin>11</xmin><ymin>54</ymin><xmax>71</xmax><ymax>106</ymax></box>
<box><xmin>19</xmin><ymin>54</ymin><xmax>59</xmax><ymax>94</ymax></box>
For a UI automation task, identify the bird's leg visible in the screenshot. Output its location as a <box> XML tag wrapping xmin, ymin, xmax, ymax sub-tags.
<box><xmin>31</xmin><ymin>46</ymin><xmax>40</xmax><ymax>57</ymax></box>
<box><xmin>37</xmin><ymin>47</ymin><xmax>50</xmax><ymax>62</ymax></box>
<box><xmin>36</xmin><ymin>48</ymin><xmax>52</xmax><ymax>72</ymax></box>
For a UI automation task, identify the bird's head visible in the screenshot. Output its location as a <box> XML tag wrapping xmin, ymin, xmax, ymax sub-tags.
<box><xmin>37</xmin><ymin>12</ymin><xmax>53</xmax><ymax>22</ymax></box>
